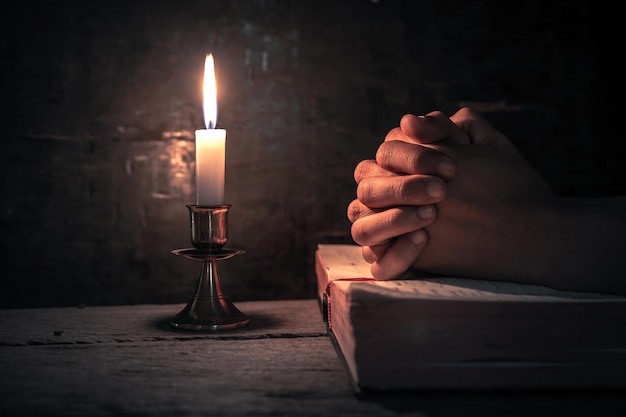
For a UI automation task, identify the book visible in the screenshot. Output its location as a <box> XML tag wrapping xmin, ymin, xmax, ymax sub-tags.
<box><xmin>315</xmin><ymin>243</ymin><xmax>626</xmax><ymax>392</ymax></box>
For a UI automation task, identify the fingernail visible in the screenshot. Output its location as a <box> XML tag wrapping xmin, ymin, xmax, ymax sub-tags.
<box><xmin>418</xmin><ymin>205</ymin><xmax>434</xmax><ymax>219</ymax></box>
<box><xmin>427</xmin><ymin>180</ymin><xmax>444</xmax><ymax>198</ymax></box>
<box><xmin>410</xmin><ymin>229</ymin><xmax>426</xmax><ymax>245</ymax></box>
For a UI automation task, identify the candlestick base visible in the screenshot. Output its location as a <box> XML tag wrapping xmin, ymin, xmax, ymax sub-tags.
<box><xmin>169</xmin><ymin>248</ymin><xmax>250</xmax><ymax>331</ymax></box>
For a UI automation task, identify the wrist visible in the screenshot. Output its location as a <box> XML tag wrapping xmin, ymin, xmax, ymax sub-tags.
<box><xmin>541</xmin><ymin>197</ymin><xmax>626</xmax><ymax>294</ymax></box>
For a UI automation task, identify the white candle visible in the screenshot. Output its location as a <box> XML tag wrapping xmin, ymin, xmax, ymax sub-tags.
<box><xmin>195</xmin><ymin>128</ymin><xmax>225</xmax><ymax>205</ymax></box>
<box><xmin>195</xmin><ymin>53</ymin><xmax>226</xmax><ymax>206</ymax></box>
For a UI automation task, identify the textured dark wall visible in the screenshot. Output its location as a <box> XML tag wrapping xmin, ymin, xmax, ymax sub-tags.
<box><xmin>1</xmin><ymin>0</ymin><xmax>623</xmax><ymax>308</ymax></box>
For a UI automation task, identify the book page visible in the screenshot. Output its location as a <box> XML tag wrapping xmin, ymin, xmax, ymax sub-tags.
<box><xmin>318</xmin><ymin>244</ymin><xmax>374</xmax><ymax>280</ymax></box>
<box><xmin>319</xmin><ymin>244</ymin><xmax>626</xmax><ymax>301</ymax></box>
<box><xmin>341</xmin><ymin>278</ymin><xmax>626</xmax><ymax>302</ymax></box>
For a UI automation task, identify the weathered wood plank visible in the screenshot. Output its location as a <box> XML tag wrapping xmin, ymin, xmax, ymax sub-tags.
<box><xmin>0</xmin><ymin>299</ymin><xmax>404</xmax><ymax>416</ymax></box>
<box><xmin>1</xmin><ymin>338</ymin><xmax>387</xmax><ymax>417</ymax></box>
<box><xmin>0</xmin><ymin>299</ymin><xmax>326</xmax><ymax>346</ymax></box>
<box><xmin>1</xmin><ymin>300</ymin><xmax>626</xmax><ymax>417</ymax></box>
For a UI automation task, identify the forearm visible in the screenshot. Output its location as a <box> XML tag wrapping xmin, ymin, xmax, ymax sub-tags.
<box><xmin>542</xmin><ymin>197</ymin><xmax>626</xmax><ymax>295</ymax></box>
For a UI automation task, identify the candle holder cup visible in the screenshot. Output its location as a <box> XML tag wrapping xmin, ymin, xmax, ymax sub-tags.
<box><xmin>169</xmin><ymin>204</ymin><xmax>250</xmax><ymax>331</ymax></box>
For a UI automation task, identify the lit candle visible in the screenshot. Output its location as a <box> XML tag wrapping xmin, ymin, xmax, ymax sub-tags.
<box><xmin>195</xmin><ymin>53</ymin><xmax>226</xmax><ymax>206</ymax></box>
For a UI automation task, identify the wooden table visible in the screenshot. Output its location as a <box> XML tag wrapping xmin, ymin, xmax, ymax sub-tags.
<box><xmin>1</xmin><ymin>299</ymin><xmax>625</xmax><ymax>416</ymax></box>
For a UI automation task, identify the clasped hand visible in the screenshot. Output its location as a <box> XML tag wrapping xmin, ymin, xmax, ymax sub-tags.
<box><xmin>347</xmin><ymin>107</ymin><xmax>558</xmax><ymax>285</ymax></box>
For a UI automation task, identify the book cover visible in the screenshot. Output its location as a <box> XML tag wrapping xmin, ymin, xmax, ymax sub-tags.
<box><xmin>316</xmin><ymin>244</ymin><xmax>626</xmax><ymax>392</ymax></box>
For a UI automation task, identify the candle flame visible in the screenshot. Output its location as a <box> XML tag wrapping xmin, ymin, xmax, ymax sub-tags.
<box><xmin>203</xmin><ymin>54</ymin><xmax>217</xmax><ymax>129</ymax></box>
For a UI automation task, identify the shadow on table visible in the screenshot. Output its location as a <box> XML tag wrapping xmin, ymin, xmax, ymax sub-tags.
<box><xmin>151</xmin><ymin>312</ymin><xmax>281</xmax><ymax>335</ymax></box>
<box><xmin>357</xmin><ymin>389</ymin><xmax>626</xmax><ymax>417</ymax></box>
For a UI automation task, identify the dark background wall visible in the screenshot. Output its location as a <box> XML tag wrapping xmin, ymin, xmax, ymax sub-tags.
<box><xmin>1</xmin><ymin>0</ymin><xmax>623</xmax><ymax>308</ymax></box>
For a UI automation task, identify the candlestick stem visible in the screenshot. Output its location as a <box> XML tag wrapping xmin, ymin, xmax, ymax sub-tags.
<box><xmin>169</xmin><ymin>204</ymin><xmax>250</xmax><ymax>331</ymax></box>
<box><xmin>169</xmin><ymin>252</ymin><xmax>249</xmax><ymax>331</ymax></box>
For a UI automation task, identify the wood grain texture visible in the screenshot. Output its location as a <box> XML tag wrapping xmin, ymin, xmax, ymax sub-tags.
<box><xmin>1</xmin><ymin>300</ymin><xmax>626</xmax><ymax>417</ymax></box>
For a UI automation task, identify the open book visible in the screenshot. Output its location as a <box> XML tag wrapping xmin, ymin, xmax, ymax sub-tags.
<box><xmin>315</xmin><ymin>244</ymin><xmax>626</xmax><ymax>392</ymax></box>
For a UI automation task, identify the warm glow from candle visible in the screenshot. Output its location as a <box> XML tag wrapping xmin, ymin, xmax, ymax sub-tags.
<box><xmin>195</xmin><ymin>53</ymin><xmax>226</xmax><ymax>206</ymax></box>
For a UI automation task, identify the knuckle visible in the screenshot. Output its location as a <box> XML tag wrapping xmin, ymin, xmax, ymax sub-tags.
<box><xmin>353</xmin><ymin>159</ymin><xmax>373</xmax><ymax>183</ymax></box>
<box><xmin>346</xmin><ymin>200</ymin><xmax>364</xmax><ymax>222</ymax></box>
<box><xmin>375</xmin><ymin>142</ymin><xmax>392</xmax><ymax>165</ymax></box>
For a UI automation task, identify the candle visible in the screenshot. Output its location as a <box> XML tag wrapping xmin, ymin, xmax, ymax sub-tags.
<box><xmin>195</xmin><ymin>53</ymin><xmax>226</xmax><ymax>206</ymax></box>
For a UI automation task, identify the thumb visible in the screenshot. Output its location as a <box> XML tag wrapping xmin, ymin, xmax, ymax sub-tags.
<box><xmin>400</xmin><ymin>111</ymin><xmax>471</xmax><ymax>145</ymax></box>
<box><xmin>450</xmin><ymin>107</ymin><xmax>520</xmax><ymax>155</ymax></box>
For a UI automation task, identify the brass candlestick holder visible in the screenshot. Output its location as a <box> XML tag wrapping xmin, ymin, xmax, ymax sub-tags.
<box><xmin>169</xmin><ymin>204</ymin><xmax>250</xmax><ymax>331</ymax></box>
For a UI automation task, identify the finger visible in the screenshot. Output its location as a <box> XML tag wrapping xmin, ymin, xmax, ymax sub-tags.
<box><xmin>450</xmin><ymin>107</ymin><xmax>520</xmax><ymax>154</ymax></box>
<box><xmin>362</xmin><ymin>243</ymin><xmax>391</xmax><ymax>264</ymax></box>
<box><xmin>400</xmin><ymin>112</ymin><xmax>471</xmax><ymax>145</ymax></box>
<box><xmin>347</xmin><ymin>199</ymin><xmax>377</xmax><ymax>223</ymax></box>
<box><xmin>357</xmin><ymin>174</ymin><xmax>445</xmax><ymax>209</ymax></box>
<box><xmin>376</xmin><ymin>140</ymin><xmax>455</xmax><ymax>180</ymax></box>
<box><xmin>353</xmin><ymin>159</ymin><xmax>396</xmax><ymax>184</ymax></box>
<box><xmin>350</xmin><ymin>205</ymin><xmax>436</xmax><ymax>247</ymax></box>
<box><xmin>370</xmin><ymin>230</ymin><xmax>428</xmax><ymax>280</ymax></box>
<box><xmin>384</xmin><ymin>126</ymin><xmax>411</xmax><ymax>142</ymax></box>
